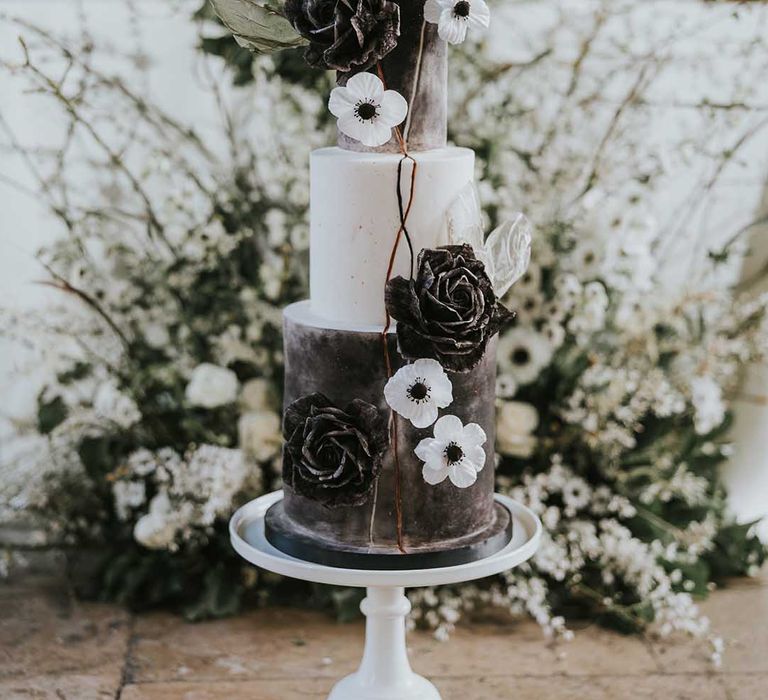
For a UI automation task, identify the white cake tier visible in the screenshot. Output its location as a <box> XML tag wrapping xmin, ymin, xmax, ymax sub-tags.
<box><xmin>285</xmin><ymin>299</ymin><xmax>391</xmax><ymax>334</ymax></box>
<box><xmin>310</xmin><ymin>146</ymin><xmax>475</xmax><ymax>326</ymax></box>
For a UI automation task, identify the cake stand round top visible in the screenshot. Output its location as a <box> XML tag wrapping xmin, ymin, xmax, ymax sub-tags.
<box><xmin>230</xmin><ymin>491</ymin><xmax>542</xmax><ymax>588</ymax></box>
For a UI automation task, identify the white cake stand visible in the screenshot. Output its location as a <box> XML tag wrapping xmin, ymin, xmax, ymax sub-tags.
<box><xmin>230</xmin><ymin>490</ymin><xmax>542</xmax><ymax>700</ymax></box>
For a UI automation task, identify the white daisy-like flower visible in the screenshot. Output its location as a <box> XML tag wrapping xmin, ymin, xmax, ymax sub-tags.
<box><xmin>567</xmin><ymin>239</ymin><xmax>604</xmax><ymax>280</ymax></box>
<box><xmin>515</xmin><ymin>263</ymin><xmax>542</xmax><ymax>296</ymax></box>
<box><xmin>415</xmin><ymin>414</ymin><xmax>487</xmax><ymax>489</ymax></box>
<box><xmin>384</xmin><ymin>358</ymin><xmax>453</xmax><ymax>429</ymax></box>
<box><xmin>328</xmin><ymin>72</ymin><xmax>408</xmax><ymax>148</ymax></box>
<box><xmin>513</xmin><ymin>293</ymin><xmax>544</xmax><ymax>324</ymax></box>
<box><xmin>424</xmin><ymin>0</ymin><xmax>491</xmax><ymax>45</ymax></box>
<box><xmin>497</xmin><ymin>327</ymin><xmax>554</xmax><ymax>386</ymax></box>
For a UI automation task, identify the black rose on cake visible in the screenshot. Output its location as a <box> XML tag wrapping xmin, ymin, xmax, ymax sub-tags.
<box><xmin>284</xmin><ymin>0</ymin><xmax>400</xmax><ymax>72</ymax></box>
<box><xmin>385</xmin><ymin>244</ymin><xmax>514</xmax><ymax>373</ymax></box>
<box><xmin>282</xmin><ymin>392</ymin><xmax>389</xmax><ymax>507</ymax></box>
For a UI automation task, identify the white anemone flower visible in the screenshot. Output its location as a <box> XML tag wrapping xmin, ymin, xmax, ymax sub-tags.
<box><xmin>424</xmin><ymin>0</ymin><xmax>491</xmax><ymax>45</ymax></box>
<box><xmin>497</xmin><ymin>327</ymin><xmax>554</xmax><ymax>386</ymax></box>
<box><xmin>384</xmin><ymin>358</ymin><xmax>453</xmax><ymax>429</ymax></box>
<box><xmin>415</xmin><ymin>414</ymin><xmax>487</xmax><ymax>489</ymax></box>
<box><xmin>328</xmin><ymin>72</ymin><xmax>408</xmax><ymax>147</ymax></box>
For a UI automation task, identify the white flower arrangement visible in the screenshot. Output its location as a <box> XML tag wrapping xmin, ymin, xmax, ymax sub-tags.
<box><xmin>1</xmin><ymin>1</ymin><xmax>766</xmax><ymax>649</ymax></box>
<box><xmin>415</xmin><ymin>414</ymin><xmax>487</xmax><ymax>488</ymax></box>
<box><xmin>384</xmin><ymin>358</ymin><xmax>453</xmax><ymax>429</ymax></box>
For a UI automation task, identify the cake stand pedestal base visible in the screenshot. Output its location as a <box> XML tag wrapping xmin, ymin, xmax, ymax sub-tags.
<box><xmin>328</xmin><ymin>586</ymin><xmax>439</xmax><ymax>700</ymax></box>
<box><xmin>230</xmin><ymin>491</ymin><xmax>541</xmax><ymax>700</ymax></box>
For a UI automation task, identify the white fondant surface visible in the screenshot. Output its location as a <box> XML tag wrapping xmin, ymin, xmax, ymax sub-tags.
<box><xmin>285</xmin><ymin>299</ymin><xmax>393</xmax><ymax>334</ymax></box>
<box><xmin>309</xmin><ymin>146</ymin><xmax>475</xmax><ymax>326</ymax></box>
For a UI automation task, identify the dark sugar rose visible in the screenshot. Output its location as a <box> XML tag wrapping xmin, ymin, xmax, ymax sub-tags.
<box><xmin>282</xmin><ymin>392</ymin><xmax>389</xmax><ymax>508</ymax></box>
<box><xmin>385</xmin><ymin>244</ymin><xmax>514</xmax><ymax>373</ymax></box>
<box><xmin>284</xmin><ymin>0</ymin><xmax>400</xmax><ymax>72</ymax></box>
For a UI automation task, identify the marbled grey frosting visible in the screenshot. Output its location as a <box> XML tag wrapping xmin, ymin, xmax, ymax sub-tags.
<box><xmin>278</xmin><ymin>304</ymin><xmax>500</xmax><ymax>554</ymax></box>
<box><xmin>337</xmin><ymin>0</ymin><xmax>447</xmax><ymax>153</ymax></box>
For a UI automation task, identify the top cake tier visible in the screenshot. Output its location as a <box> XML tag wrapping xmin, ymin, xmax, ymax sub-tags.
<box><xmin>337</xmin><ymin>0</ymin><xmax>447</xmax><ymax>153</ymax></box>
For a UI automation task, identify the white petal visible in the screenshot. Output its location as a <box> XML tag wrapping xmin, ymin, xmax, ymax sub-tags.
<box><xmin>397</xmin><ymin>362</ymin><xmax>420</xmax><ymax>384</ymax></box>
<box><xmin>336</xmin><ymin>111</ymin><xmax>370</xmax><ymax>143</ymax></box>
<box><xmin>411</xmin><ymin>359</ymin><xmax>453</xmax><ymax>408</ymax></box>
<box><xmin>430</xmin><ymin>372</ymin><xmax>453</xmax><ymax>407</ymax></box>
<box><xmin>462</xmin><ymin>422</ymin><xmax>487</xmax><ymax>448</ymax></box>
<box><xmin>384</xmin><ymin>387</ymin><xmax>416</xmax><ymax>420</ymax></box>
<box><xmin>423</xmin><ymin>0</ymin><xmax>444</xmax><ymax>24</ymax></box>
<box><xmin>410</xmin><ymin>402</ymin><xmax>439</xmax><ymax>429</ymax></box>
<box><xmin>411</xmin><ymin>357</ymin><xmax>442</xmax><ymax>375</ymax></box>
<box><xmin>360</xmin><ymin>119</ymin><xmax>393</xmax><ymax>147</ymax></box>
<box><xmin>485</xmin><ymin>213</ymin><xmax>532</xmax><ymax>298</ymax></box>
<box><xmin>414</xmin><ymin>437</ymin><xmax>444</xmax><ymax>467</ymax></box>
<box><xmin>467</xmin><ymin>0</ymin><xmax>491</xmax><ymax>31</ymax></box>
<box><xmin>378</xmin><ymin>90</ymin><xmax>408</xmax><ymax>128</ymax></box>
<box><xmin>430</xmin><ymin>382</ymin><xmax>453</xmax><ymax>408</ymax></box>
<box><xmin>439</xmin><ymin>14</ymin><xmax>468</xmax><ymax>44</ymax></box>
<box><xmin>345</xmin><ymin>71</ymin><xmax>384</xmax><ymax>102</ymax></box>
<box><xmin>423</xmin><ymin>463</ymin><xmax>450</xmax><ymax>485</ymax></box>
<box><xmin>466</xmin><ymin>444</ymin><xmax>487</xmax><ymax>470</ymax></box>
<box><xmin>448</xmin><ymin>462</ymin><xmax>478</xmax><ymax>488</ymax></box>
<box><xmin>433</xmin><ymin>414</ymin><xmax>463</xmax><ymax>442</ymax></box>
<box><xmin>328</xmin><ymin>86</ymin><xmax>355</xmax><ymax>118</ymax></box>
<box><xmin>384</xmin><ymin>370</ymin><xmax>414</xmax><ymax>411</ymax></box>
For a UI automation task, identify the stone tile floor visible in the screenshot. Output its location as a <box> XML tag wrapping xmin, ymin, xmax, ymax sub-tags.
<box><xmin>0</xmin><ymin>572</ymin><xmax>765</xmax><ymax>699</ymax></box>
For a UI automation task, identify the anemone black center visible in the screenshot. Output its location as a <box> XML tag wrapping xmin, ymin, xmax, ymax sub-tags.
<box><xmin>512</xmin><ymin>347</ymin><xmax>530</xmax><ymax>365</ymax></box>
<box><xmin>356</xmin><ymin>102</ymin><xmax>377</xmax><ymax>120</ymax></box>
<box><xmin>454</xmin><ymin>1</ymin><xmax>471</xmax><ymax>18</ymax></box>
<box><xmin>408</xmin><ymin>380</ymin><xmax>429</xmax><ymax>401</ymax></box>
<box><xmin>445</xmin><ymin>442</ymin><xmax>464</xmax><ymax>464</ymax></box>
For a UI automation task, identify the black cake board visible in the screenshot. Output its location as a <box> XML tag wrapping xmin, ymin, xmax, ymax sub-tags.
<box><xmin>264</xmin><ymin>500</ymin><xmax>514</xmax><ymax>571</ymax></box>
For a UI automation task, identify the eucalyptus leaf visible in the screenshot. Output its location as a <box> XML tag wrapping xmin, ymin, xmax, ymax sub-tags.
<box><xmin>209</xmin><ymin>0</ymin><xmax>306</xmax><ymax>54</ymax></box>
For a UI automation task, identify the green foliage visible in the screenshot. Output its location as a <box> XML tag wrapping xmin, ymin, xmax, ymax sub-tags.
<box><xmin>707</xmin><ymin>521</ymin><xmax>767</xmax><ymax>579</ymax></box>
<box><xmin>208</xmin><ymin>0</ymin><xmax>306</xmax><ymax>55</ymax></box>
<box><xmin>37</xmin><ymin>394</ymin><xmax>67</xmax><ymax>434</ymax></box>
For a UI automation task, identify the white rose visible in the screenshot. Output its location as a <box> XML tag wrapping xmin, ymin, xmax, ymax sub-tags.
<box><xmin>185</xmin><ymin>363</ymin><xmax>239</xmax><ymax>408</ymax></box>
<box><xmin>133</xmin><ymin>492</ymin><xmax>178</xmax><ymax>550</ymax></box>
<box><xmin>240</xmin><ymin>378</ymin><xmax>274</xmax><ymax>412</ymax></box>
<box><xmin>238</xmin><ymin>410</ymin><xmax>282</xmax><ymax>462</ymax></box>
<box><xmin>496</xmin><ymin>400</ymin><xmax>539</xmax><ymax>459</ymax></box>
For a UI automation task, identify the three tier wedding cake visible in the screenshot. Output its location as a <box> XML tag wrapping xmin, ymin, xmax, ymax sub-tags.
<box><xmin>212</xmin><ymin>0</ymin><xmax>531</xmax><ymax>568</ymax></box>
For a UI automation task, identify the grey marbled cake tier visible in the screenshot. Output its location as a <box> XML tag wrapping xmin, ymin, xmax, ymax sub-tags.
<box><xmin>337</xmin><ymin>0</ymin><xmax>447</xmax><ymax>153</ymax></box>
<box><xmin>266</xmin><ymin>301</ymin><xmax>512</xmax><ymax>568</ymax></box>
